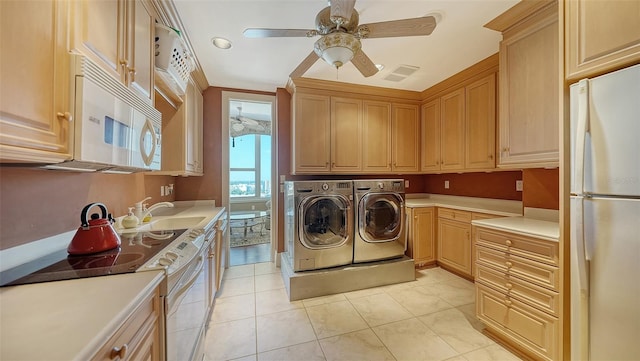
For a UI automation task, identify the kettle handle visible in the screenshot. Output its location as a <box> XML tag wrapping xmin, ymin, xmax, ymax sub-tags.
<box><xmin>80</xmin><ymin>203</ymin><xmax>108</xmax><ymax>229</ymax></box>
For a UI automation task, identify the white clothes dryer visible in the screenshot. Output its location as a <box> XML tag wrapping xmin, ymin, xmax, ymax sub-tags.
<box><xmin>284</xmin><ymin>180</ymin><xmax>354</xmax><ymax>272</ymax></box>
<box><xmin>353</xmin><ymin>179</ymin><xmax>406</xmax><ymax>263</ymax></box>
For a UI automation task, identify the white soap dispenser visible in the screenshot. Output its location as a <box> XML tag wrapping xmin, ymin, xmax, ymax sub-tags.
<box><xmin>122</xmin><ymin>207</ymin><xmax>140</xmax><ymax>229</ymax></box>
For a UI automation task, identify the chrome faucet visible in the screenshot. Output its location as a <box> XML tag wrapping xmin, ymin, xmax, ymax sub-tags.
<box><xmin>134</xmin><ymin>197</ymin><xmax>174</xmax><ymax>224</ymax></box>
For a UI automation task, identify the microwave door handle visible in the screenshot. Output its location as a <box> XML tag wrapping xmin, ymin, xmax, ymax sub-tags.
<box><xmin>573</xmin><ymin>79</ymin><xmax>590</xmax><ymax>195</ymax></box>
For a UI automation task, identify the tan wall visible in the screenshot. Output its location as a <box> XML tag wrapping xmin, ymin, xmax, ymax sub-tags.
<box><xmin>522</xmin><ymin>168</ymin><xmax>560</xmax><ymax>210</ymax></box>
<box><xmin>423</xmin><ymin>171</ymin><xmax>523</xmax><ymax>200</ymax></box>
<box><xmin>0</xmin><ymin>169</ymin><xmax>174</xmax><ymax>250</ymax></box>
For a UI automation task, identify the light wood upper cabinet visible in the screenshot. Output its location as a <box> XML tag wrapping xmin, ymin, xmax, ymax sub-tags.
<box><xmin>391</xmin><ymin>103</ymin><xmax>420</xmax><ymax>172</ymax></box>
<box><xmin>489</xmin><ymin>2</ymin><xmax>559</xmax><ymax>168</ymax></box>
<box><xmin>331</xmin><ymin>97</ymin><xmax>362</xmax><ymax>172</ymax></box>
<box><xmin>362</xmin><ymin>101</ymin><xmax>392</xmax><ymax>173</ymax></box>
<box><xmin>292</xmin><ymin>92</ymin><xmax>331</xmax><ymax>173</ymax></box>
<box><xmin>70</xmin><ymin>0</ymin><xmax>155</xmax><ymax>103</ymax></box>
<box><xmin>566</xmin><ymin>0</ymin><xmax>640</xmax><ymax>81</ymax></box>
<box><xmin>421</xmin><ymin>72</ymin><xmax>496</xmax><ymax>173</ymax></box>
<box><xmin>440</xmin><ymin>88</ymin><xmax>466</xmax><ymax>171</ymax></box>
<box><xmin>0</xmin><ymin>0</ymin><xmax>72</xmax><ymax>163</ymax></box>
<box><xmin>420</xmin><ymin>99</ymin><xmax>441</xmax><ymax>172</ymax></box>
<box><xmin>465</xmin><ymin>74</ymin><xmax>496</xmax><ymax>169</ymax></box>
<box><xmin>407</xmin><ymin>207</ymin><xmax>436</xmax><ymax>267</ymax></box>
<box><xmin>151</xmin><ymin>80</ymin><xmax>203</xmax><ymax>176</ymax></box>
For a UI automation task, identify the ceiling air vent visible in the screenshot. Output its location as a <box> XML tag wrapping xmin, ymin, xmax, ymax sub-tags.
<box><xmin>383</xmin><ymin>65</ymin><xmax>420</xmax><ymax>82</ymax></box>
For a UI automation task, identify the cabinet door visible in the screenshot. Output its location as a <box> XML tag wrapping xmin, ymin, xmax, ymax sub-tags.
<box><xmin>465</xmin><ymin>74</ymin><xmax>496</xmax><ymax>170</ymax></box>
<box><xmin>362</xmin><ymin>100</ymin><xmax>392</xmax><ymax>173</ymax></box>
<box><xmin>410</xmin><ymin>207</ymin><xmax>436</xmax><ymax>265</ymax></box>
<box><xmin>566</xmin><ymin>0</ymin><xmax>640</xmax><ymax>81</ymax></box>
<box><xmin>126</xmin><ymin>0</ymin><xmax>154</xmax><ymax>102</ymax></box>
<box><xmin>186</xmin><ymin>80</ymin><xmax>203</xmax><ymax>174</ymax></box>
<box><xmin>391</xmin><ymin>103</ymin><xmax>419</xmax><ymax>172</ymax></box>
<box><xmin>70</xmin><ymin>0</ymin><xmax>123</xmax><ymax>81</ymax></box>
<box><xmin>499</xmin><ymin>5</ymin><xmax>559</xmax><ymax>168</ymax></box>
<box><xmin>440</xmin><ymin>88</ymin><xmax>465</xmax><ymax>171</ymax></box>
<box><xmin>420</xmin><ymin>99</ymin><xmax>441</xmax><ymax>172</ymax></box>
<box><xmin>292</xmin><ymin>93</ymin><xmax>331</xmax><ymax>173</ymax></box>
<box><xmin>438</xmin><ymin>218</ymin><xmax>472</xmax><ymax>276</ymax></box>
<box><xmin>331</xmin><ymin>97</ymin><xmax>362</xmax><ymax>172</ymax></box>
<box><xmin>0</xmin><ymin>0</ymin><xmax>72</xmax><ymax>163</ymax></box>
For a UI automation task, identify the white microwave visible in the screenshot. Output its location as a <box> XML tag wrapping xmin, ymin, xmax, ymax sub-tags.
<box><xmin>45</xmin><ymin>56</ymin><xmax>161</xmax><ymax>173</ymax></box>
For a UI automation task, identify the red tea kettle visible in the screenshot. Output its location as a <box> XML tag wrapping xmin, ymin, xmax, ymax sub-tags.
<box><xmin>68</xmin><ymin>203</ymin><xmax>121</xmax><ymax>255</ymax></box>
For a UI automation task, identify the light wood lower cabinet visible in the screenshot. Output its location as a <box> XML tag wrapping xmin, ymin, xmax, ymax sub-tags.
<box><xmin>437</xmin><ymin>209</ymin><xmax>472</xmax><ymax>277</ymax></box>
<box><xmin>407</xmin><ymin>207</ymin><xmax>436</xmax><ymax>267</ymax></box>
<box><xmin>475</xmin><ymin>227</ymin><xmax>560</xmax><ymax>361</ymax></box>
<box><xmin>91</xmin><ymin>284</ymin><xmax>161</xmax><ymax>361</ymax></box>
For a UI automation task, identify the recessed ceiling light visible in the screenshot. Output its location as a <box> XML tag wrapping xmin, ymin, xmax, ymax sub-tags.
<box><xmin>375</xmin><ymin>64</ymin><xmax>385</xmax><ymax>71</ymax></box>
<box><xmin>212</xmin><ymin>37</ymin><xmax>232</xmax><ymax>49</ymax></box>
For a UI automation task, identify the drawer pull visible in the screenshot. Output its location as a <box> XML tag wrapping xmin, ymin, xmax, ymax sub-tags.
<box><xmin>505</xmin><ymin>261</ymin><xmax>513</xmax><ymax>268</ymax></box>
<box><xmin>110</xmin><ymin>344</ymin><xmax>128</xmax><ymax>359</ymax></box>
<box><xmin>505</xmin><ymin>283</ymin><xmax>513</xmax><ymax>290</ymax></box>
<box><xmin>504</xmin><ymin>299</ymin><xmax>512</xmax><ymax>307</ymax></box>
<box><xmin>505</xmin><ymin>240</ymin><xmax>512</xmax><ymax>246</ymax></box>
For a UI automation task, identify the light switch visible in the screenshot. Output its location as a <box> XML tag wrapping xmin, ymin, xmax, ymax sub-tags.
<box><xmin>405</xmin><ymin>180</ymin><xmax>409</xmax><ymax>188</ymax></box>
<box><xmin>516</xmin><ymin>180</ymin><xmax>524</xmax><ymax>192</ymax></box>
<box><xmin>444</xmin><ymin>180</ymin><xmax>450</xmax><ymax>189</ymax></box>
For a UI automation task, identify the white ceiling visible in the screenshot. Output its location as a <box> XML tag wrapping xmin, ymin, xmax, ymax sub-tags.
<box><xmin>172</xmin><ymin>0</ymin><xmax>519</xmax><ymax>93</ymax></box>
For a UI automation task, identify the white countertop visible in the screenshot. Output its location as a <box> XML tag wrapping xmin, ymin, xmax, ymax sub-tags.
<box><xmin>0</xmin><ymin>271</ymin><xmax>164</xmax><ymax>361</ymax></box>
<box><xmin>471</xmin><ymin>216</ymin><xmax>560</xmax><ymax>242</ymax></box>
<box><xmin>405</xmin><ymin>194</ymin><xmax>523</xmax><ymax>217</ymax></box>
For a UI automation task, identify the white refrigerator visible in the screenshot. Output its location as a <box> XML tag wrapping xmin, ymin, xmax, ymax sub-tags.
<box><xmin>570</xmin><ymin>64</ymin><xmax>640</xmax><ymax>361</ymax></box>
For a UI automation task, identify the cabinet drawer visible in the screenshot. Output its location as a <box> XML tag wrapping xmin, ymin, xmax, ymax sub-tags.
<box><xmin>92</xmin><ymin>288</ymin><xmax>160</xmax><ymax>361</ymax></box>
<box><xmin>438</xmin><ymin>208</ymin><xmax>471</xmax><ymax>222</ymax></box>
<box><xmin>476</xmin><ymin>245</ymin><xmax>559</xmax><ymax>291</ymax></box>
<box><xmin>476</xmin><ymin>264</ymin><xmax>559</xmax><ymax>316</ymax></box>
<box><xmin>476</xmin><ymin>228</ymin><xmax>558</xmax><ymax>266</ymax></box>
<box><xmin>476</xmin><ymin>283</ymin><xmax>559</xmax><ymax>361</ymax></box>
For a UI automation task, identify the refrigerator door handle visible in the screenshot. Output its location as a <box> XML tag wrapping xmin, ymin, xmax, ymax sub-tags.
<box><xmin>572</xmin><ymin>196</ymin><xmax>590</xmax><ymax>293</ymax></box>
<box><xmin>573</xmin><ymin>79</ymin><xmax>590</xmax><ymax>195</ymax></box>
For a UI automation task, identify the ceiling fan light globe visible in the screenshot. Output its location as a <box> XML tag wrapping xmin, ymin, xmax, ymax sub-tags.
<box><xmin>314</xmin><ymin>32</ymin><xmax>361</xmax><ymax>69</ymax></box>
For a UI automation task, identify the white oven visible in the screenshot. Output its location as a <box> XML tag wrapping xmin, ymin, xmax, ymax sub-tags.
<box><xmin>45</xmin><ymin>55</ymin><xmax>161</xmax><ymax>173</ymax></box>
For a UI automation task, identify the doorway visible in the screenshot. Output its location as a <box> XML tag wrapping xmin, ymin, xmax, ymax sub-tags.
<box><xmin>221</xmin><ymin>91</ymin><xmax>277</xmax><ymax>266</ymax></box>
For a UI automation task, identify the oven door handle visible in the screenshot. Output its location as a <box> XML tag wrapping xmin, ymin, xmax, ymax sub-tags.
<box><xmin>166</xmin><ymin>253</ymin><xmax>205</xmax><ymax>316</ymax></box>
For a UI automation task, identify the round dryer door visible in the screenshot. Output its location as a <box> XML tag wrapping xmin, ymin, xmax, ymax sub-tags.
<box><xmin>358</xmin><ymin>193</ymin><xmax>404</xmax><ymax>243</ymax></box>
<box><xmin>298</xmin><ymin>195</ymin><xmax>352</xmax><ymax>250</ymax></box>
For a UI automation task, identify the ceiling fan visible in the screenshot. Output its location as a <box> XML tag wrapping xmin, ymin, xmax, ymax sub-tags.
<box><xmin>243</xmin><ymin>0</ymin><xmax>437</xmax><ymax>78</ymax></box>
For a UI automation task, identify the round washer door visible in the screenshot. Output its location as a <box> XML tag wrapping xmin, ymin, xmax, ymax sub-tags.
<box><xmin>298</xmin><ymin>195</ymin><xmax>352</xmax><ymax>250</ymax></box>
<box><xmin>358</xmin><ymin>192</ymin><xmax>404</xmax><ymax>243</ymax></box>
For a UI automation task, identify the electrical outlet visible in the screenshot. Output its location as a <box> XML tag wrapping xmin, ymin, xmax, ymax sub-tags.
<box><xmin>405</xmin><ymin>180</ymin><xmax>409</xmax><ymax>188</ymax></box>
<box><xmin>168</xmin><ymin>184</ymin><xmax>174</xmax><ymax>195</ymax></box>
<box><xmin>160</xmin><ymin>186</ymin><xmax>165</xmax><ymax>196</ymax></box>
<box><xmin>444</xmin><ymin>180</ymin><xmax>450</xmax><ymax>189</ymax></box>
<box><xmin>516</xmin><ymin>180</ymin><xmax>524</xmax><ymax>192</ymax></box>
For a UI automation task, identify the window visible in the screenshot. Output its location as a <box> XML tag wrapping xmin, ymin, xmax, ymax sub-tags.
<box><xmin>228</xmin><ymin>100</ymin><xmax>272</xmax><ymax>199</ymax></box>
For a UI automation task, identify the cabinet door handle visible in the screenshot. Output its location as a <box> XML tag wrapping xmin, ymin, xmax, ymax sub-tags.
<box><xmin>128</xmin><ymin>67</ymin><xmax>136</xmax><ymax>82</ymax></box>
<box><xmin>110</xmin><ymin>344</ymin><xmax>128</xmax><ymax>359</ymax></box>
<box><xmin>56</xmin><ymin>112</ymin><xmax>73</xmax><ymax>122</ymax></box>
<box><xmin>488</xmin><ymin>154</ymin><xmax>493</xmax><ymax>160</ymax></box>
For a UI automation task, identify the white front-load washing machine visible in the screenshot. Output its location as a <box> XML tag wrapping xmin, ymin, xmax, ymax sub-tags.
<box><xmin>353</xmin><ymin>179</ymin><xmax>406</xmax><ymax>263</ymax></box>
<box><xmin>284</xmin><ymin>180</ymin><xmax>354</xmax><ymax>272</ymax></box>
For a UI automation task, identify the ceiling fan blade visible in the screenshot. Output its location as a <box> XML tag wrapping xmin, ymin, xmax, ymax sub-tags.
<box><xmin>290</xmin><ymin>51</ymin><xmax>319</xmax><ymax>78</ymax></box>
<box><xmin>360</xmin><ymin>16</ymin><xmax>437</xmax><ymax>38</ymax></box>
<box><xmin>243</xmin><ymin>28</ymin><xmax>313</xmax><ymax>38</ymax></box>
<box><xmin>330</xmin><ymin>0</ymin><xmax>356</xmax><ymax>24</ymax></box>
<box><xmin>351</xmin><ymin>49</ymin><xmax>378</xmax><ymax>78</ymax></box>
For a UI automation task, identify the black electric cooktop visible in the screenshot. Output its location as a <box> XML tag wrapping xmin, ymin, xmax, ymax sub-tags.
<box><xmin>0</xmin><ymin>229</ymin><xmax>186</xmax><ymax>287</ymax></box>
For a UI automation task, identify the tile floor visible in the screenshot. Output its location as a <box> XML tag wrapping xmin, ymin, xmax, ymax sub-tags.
<box><xmin>204</xmin><ymin>262</ymin><xmax>522</xmax><ymax>361</ymax></box>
